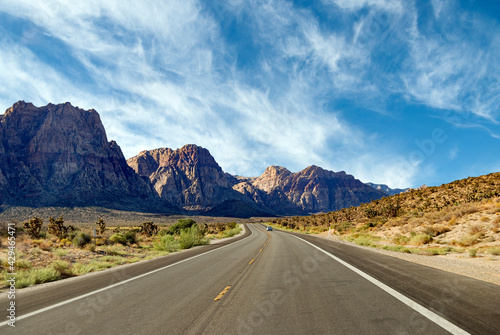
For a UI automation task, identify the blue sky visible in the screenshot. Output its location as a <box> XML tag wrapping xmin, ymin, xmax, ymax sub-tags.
<box><xmin>0</xmin><ymin>0</ymin><xmax>499</xmax><ymax>188</ymax></box>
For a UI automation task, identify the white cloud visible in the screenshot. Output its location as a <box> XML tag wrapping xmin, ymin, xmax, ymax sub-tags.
<box><xmin>400</xmin><ymin>3</ymin><xmax>500</xmax><ymax>123</ymax></box>
<box><xmin>322</xmin><ymin>0</ymin><xmax>403</xmax><ymax>12</ymax></box>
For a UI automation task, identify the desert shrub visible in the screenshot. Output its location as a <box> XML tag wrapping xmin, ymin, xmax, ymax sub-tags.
<box><xmin>109</xmin><ymin>231</ymin><xmax>136</xmax><ymax>245</ymax></box>
<box><xmin>469</xmin><ymin>224</ymin><xmax>484</xmax><ymax>235</ymax></box>
<box><xmin>109</xmin><ymin>233</ymin><xmax>126</xmax><ymax>245</ymax></box>
<box><xmin>178</xmin><ymin>225</ymin><xmax>208</xmax><ymax>249</ymax></box>
<box><xmin>15</xmin><ymin>268</ymin><xmax>61</xmax><ymax>288</ymax></box>
<box><xmin>409</xmin><ymin>233</ymin><xmax>433</xmax><ymax>245</ymax></box>
<box><xmin>48</xmin><ymin>216</ymin><xmax>75</xmax><ymax>239</ymax></box>
<box><xmin>72</xmin><ymin>261</ymin><xmax>112</xmax><ymax>274</ymax></box>
<box><xmin>153</xmin><ymin>234</ymin><xmax>180</xmax><ymax>252</ymax></box>
<box><xmin>333</xmin><ymin>221</ymin><xmax>354</xmax><ymax>234</ymax></box>
<box><xmin>421</xmin><ymin>247</ymin><xmax>451</xmax><ymax>256</ymax></box>
<box><xmin>54</xmin><ymin>248</ymin><xmax>69</xmax><ymax>257</ymax></box>
<box><xmin>468</xmin><ymin>248</ymin><xmax>478</xmax><ymax>258</ymax></box>
<box><xmin>124</xmin><ymin>231</ymin><xmax>137</xmax><ymax>244</ymax></box>
<box><xmin>353</xmin><ymin>234</ymin><xmax>379</xmax><ymax>247</ymax></box>
<box><xmin>487</xmin><ymin>246</ymin><xmax>500</xmax><ymax>255</ymax></box>
<box><xmin>140</xmin><ymin>221</ymin><xmax>159</xmax><ymax>237</ymax></box>
<box><xmin>168</xmin><ymin>219</ymin><xmax>197</xmax><ymax>235</ymax></box>
<box><xmin>458</xmin><ymin>233</ymin><xmax>483</xmax><ymax>247</ymax></box>
<box><xmin>73</xmin><ymin>233</ymin><xmax>92</xmax><ymax>248</ymax></box>
<box><xmin>23</xmin><ymin>217</ymin><xmax>44</xmax><ymax>238</ymax></box>
<box><xmin>221</xmin><ymin>226</ymin><xmax>242</xmax><ymax>238</ymax></box>
<box><xmin>51</xmin><ymin>260</ymin><xmax>73</xmax><ymax>277</ymax></box>
<box><xmin>59</xmin><ymin>238</ymin><xmax>72</xmax><ymax>247</ymax></box>
<box><xmin>16</xmin><ymin>259</ymin><xmax>32</xmax><ymax>269</ymax></box>
<box><xmin>67</xmin><ymin>231</ymin><xmax>77</xmax><ymax>241</ymax></box>
<box><xmin>392</xmin><ymin>234</ymin><xmax>410</xmax><ymax>245</ymax></box>
<box><xmin>422</xmin><ymin>224</ymin><xmax>451</xmax><ymax>237</ymax></box>
<box><xmin>382</xmin><ymin>245</ymin><xmax>412</xmax><ymax>253</ymax></box>
<box><xmin>364</xmin><ymin>207</ymin><xmax>380</xmax><ymax>219</ymax></box>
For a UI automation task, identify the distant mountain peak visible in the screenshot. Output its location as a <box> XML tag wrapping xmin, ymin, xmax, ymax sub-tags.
<box><xmin>365</xmin><ymin>182</ymin><xmax>409</xmax><ymax>196</ymax></box>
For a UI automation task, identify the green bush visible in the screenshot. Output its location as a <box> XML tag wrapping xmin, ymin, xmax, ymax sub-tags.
<box><xmin>382</xmin><ymin>245</ymin><xmax>412</xmax><ymax>253</ymax></box>
<box><xmin>168</xmin><ymin>219</ymin><xmax>197</xmax><ymax>235</ymax></box>
<box><xmin>178</xmin><ymin>225</ymin><xmax>208</xmax><ymax>249</ymax></box>
<box><xmin>153</xmin><ymin>235</ymin><xmax>180</xmax><ymax>252</ymax></box>
<box><xmin>73</xmin><ymin>233</ymin><xmax>92</xmax><ymax>248</ymax></box>
<box><xmin>221</xmin><ymin>226</ymin><xmax>242</xmax><ymax>238</ymax></box>
<box><xmin>353</xmin><ymin>234</ymin><xmax>379</xmax><ymax>247</ymax></box>
<box><xmin>409</xmin><ymin>233</ymin><xmax>433</xmax><ymax>245</ymax></box>
<box><xmin>109</xmin><ymin>231</ymin><xmax>136</xmax><ymax>245</ymax></box>
<box><xmin>51</xmin><ymin>260</ymin><xmax>73</xmax><ymax>277</ymax></box>
<box><xmin>15</xmin><ymin>268</ymin><xmax>61</xmax><ymax>288</ymax></box>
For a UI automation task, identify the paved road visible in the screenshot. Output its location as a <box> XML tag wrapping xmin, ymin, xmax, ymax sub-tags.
<box><xmin>1</xmin><ymin>224</ymin><xmax>499</xmax><ymax>334</ymax></box>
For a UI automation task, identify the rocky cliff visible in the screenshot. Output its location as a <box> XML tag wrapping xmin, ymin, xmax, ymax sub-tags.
<box><xmin>233</xmin><ymin>165</ymin><xmax>387</xmax><ymax>214</ymax></box>
<box><xmin>127</xmin><ymin>145</ymin><xmax>269</xmax><ymax>215</ymax></box>
<box><xmin>0</xmin><ymin>101</ymin><xmax>162</xmax><ymax>210</ymax></box>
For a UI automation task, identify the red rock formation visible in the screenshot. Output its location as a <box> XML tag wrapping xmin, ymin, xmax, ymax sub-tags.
<box><xmin>0</xmin><ymin>101</ymin><xmax>161</xmax><ymax>210</ymax></box>
<box><xmin>128</xmin><ymin>145</ymin><xmax>247</xmax><ymax>211</ymax></box>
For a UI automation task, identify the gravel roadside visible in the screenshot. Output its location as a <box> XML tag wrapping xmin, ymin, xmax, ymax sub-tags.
<box><xmin>320</xmin><ymin>236</ymin><xmax>500</xmax><ymax>286</ymax></box>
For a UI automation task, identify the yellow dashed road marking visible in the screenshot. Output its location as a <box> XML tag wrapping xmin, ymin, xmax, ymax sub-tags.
<box><xmin>214</xmin><ymin>286</ymin><xmax>232</xmax><ymax>301</ymax></box>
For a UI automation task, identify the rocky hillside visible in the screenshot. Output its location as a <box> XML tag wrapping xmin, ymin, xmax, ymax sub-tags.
<box><xmin>233</xmin><ymin>165</ymin><xmax>387</xmax><ymax>214</ymax></box>
<box><xmin>127</xmin><ymin>145</ymin><xmax>265</xmax><ymax>215</ymax></box>
<box><xmin>272</xmin><ymin>172</ymin><xmax>500</xmax><ymax>252</ymax></box>
<box><xmin>129</xmin><ymin>147</ymin><xmax>387</xmax><ymax>215</ymax></box>
<box><xmin>0</xmin><ymin>101</ymin><xmax>163</xmax><ymax>211</ymax></box>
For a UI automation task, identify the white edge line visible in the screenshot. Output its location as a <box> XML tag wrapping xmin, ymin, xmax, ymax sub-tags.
<box><xmin>292</xmin><ymin>235</ymin><xmax>471</xmax><ymax>335</ymax></box>
<box><xmin>0</xmin><ymin>225</ymin><xmax>254</xmax><ymax>327</ymax></box>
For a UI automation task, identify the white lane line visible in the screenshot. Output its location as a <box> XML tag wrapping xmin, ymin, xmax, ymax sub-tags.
<box><xmin>0</xmin><ymin>225</ymin><xmax>254</xmax><ymax>328</ymax></box>
<box><xmin>292</xmin><ymin>235</ymin><xmax>471</xmax><ymax>335</ymax></box>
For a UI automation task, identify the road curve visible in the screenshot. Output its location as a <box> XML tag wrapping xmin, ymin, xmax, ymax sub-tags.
<box><xmin>1</xmin><ymin>224</ymin><xmax>498</xmax><ymax>334</ymax></box>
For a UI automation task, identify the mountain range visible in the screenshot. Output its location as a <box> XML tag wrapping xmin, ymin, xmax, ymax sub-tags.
<box><xmin>0</xmin><ymin>101</ymin><xmax>388</xmax><ymax>217</ymax></box>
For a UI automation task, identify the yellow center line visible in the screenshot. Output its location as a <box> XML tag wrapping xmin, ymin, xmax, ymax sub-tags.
<box><xmin>214</xmin><ymin>285</ymin><xmax>232</xmax><ymax>301</ymax></box>
<box><xmin>249</xmin><ymin>258</ymin><xmax>255</xmax><ymax>265</ymax></box>
<box><xmin>259</xmin><ymin>248</ymin><xmax>263</xmax><ymax>252</ymax></box>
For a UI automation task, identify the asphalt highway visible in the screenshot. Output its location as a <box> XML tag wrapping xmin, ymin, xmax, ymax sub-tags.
<box><xmin>1</xmin><ymin>224</ymin><xmax>499</xmax><ymax>334</ymax></box>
